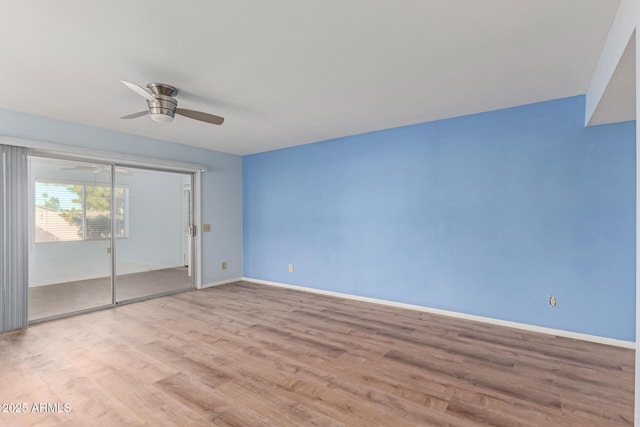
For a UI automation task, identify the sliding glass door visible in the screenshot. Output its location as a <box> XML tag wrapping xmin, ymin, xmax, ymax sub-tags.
<box><xmin>114</xmin><ymin>167</ymin><xmax>193</xmax><ymax>303</ymax></box>
<box><xmin>28</xmin><ymin>156</ymin><xmax>195</xmax><ymax>321</ymax></box>
<box><xmin>29</xmin><ymin>157</ymin><xmax>114</xmax><ymax>320</ymax></box>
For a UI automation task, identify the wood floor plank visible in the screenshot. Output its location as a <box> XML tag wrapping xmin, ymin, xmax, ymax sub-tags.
<box><xmin>0</xmin><ymin>280</ymin><xmax>633</xmax><ymax>426</ymax></box>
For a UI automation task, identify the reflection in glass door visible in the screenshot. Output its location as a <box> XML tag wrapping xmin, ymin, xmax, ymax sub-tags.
<box><xmin>28</xmin><ymin>156</ymin><xmax>195</xmax><ymax>321</ymax></box>
<box><xmin>114</xmin><ymin>167</ymin><xmax>193</xmax><ymax>303</ymax></box>
<box><xmin>28</xmin><ymin>157</ymin><xmax>114</xmax><ymax>320</ymax></box>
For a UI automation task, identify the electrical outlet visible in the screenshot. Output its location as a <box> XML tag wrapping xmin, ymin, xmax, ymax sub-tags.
<box><xmin>221</xmin><ymin>261</ymin><xmax>227</xmax><ymax>270</ymax></box>
<box><xmin>288</xmin><ymin>264</ymin><xmax>294</xmax><ymax>273</ymax></box>
<box><xmin>549</xmin><ymin>295</ymin><xmax>557</xmax><ymax>307</ymax></box>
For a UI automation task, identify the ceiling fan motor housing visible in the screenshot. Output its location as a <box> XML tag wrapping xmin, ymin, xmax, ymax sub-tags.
<box><xmin>120</xmin><ymin>80</ymin><xmax>224</xmax><ymax>125</ymax></box>
<box><xmin>146</xmin><ymin>83</ymin><xmax>178</xmax><ymax>122</ymax></box>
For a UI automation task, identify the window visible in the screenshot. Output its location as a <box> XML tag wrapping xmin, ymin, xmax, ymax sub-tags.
<box><xmin>35</xmin><ymin>180</ymin><xmax>127</xmax><ymax>243</ymax></box>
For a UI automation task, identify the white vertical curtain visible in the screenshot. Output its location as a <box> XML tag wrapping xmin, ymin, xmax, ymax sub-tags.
<box><xmin>0</xmin><ymin>144</ymin><xmax>29</xmax><ymax>332</ymax></box>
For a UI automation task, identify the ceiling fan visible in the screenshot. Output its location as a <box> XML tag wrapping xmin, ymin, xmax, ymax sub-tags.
<box><xmin>120</xmin><ymin>81</ymin><xmax>225</xmax><ymax>126</ymax></box>
<box><xmin>61</xmin><ymin>165</ymin><xmax>132</xmax><ymax>175</ymax></box>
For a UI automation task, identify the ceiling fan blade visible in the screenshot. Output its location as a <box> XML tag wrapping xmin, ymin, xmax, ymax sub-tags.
<box><xmin>115</xmin><ymin>167</ymin><xmax>132</xmax><ymax>175</ymax></box>
<box><xmin>61</xmin><ymin>166</ymin><xmax>95</xmax><ymax>171</ymax></box>
<box><xmin>176</xmin><ymin>108</ymin><xmax>224</xmax><ymax>125</ymax></box>
<box><xmin>121</xmin><ymin>80</ymin><xmax>156</xmax><ymax>103</ymax></box>
<box><xmin>120</xmin><ymin>111</ymin><xmax>148</xmax><ymax>119</ymax></box>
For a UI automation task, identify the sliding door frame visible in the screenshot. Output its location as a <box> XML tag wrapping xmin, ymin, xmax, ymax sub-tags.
<box><xmin>24</xmin><ymin>149</ymin><xmax>203</xmax><ymax>322</ymax></box>
<box><xmin>111</xmin><ymin>164</ymin><xmax>117</xmax><ymax>307</ymax></box>
<box><xmin>113</xmin><ymin>165</ymin><xmax>196</xmax><ymax>305</ymax></box>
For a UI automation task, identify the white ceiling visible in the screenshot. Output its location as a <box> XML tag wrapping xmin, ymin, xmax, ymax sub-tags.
<box><xmin>0</xmin><ymin>1</ymin><xmax>621</xmax><ymax>155</ymax></box>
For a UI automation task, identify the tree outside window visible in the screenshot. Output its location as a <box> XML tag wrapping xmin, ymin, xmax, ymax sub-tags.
<box><xmin>35</xmin><ymin>181</ymin><xmax>127</xmax><ymax>242</ymax></box>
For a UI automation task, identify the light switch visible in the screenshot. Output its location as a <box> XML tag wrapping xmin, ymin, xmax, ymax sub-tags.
<box><xmin>203</xmin><ymin>224</ymin><xmax>211</xmax><ymax>232</ymax></box>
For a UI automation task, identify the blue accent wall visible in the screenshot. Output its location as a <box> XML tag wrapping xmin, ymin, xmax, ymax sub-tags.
<box><xmin>243</xmin><ymin>96</ymin><xmax>636</xmax><ymax>341</ymax></box>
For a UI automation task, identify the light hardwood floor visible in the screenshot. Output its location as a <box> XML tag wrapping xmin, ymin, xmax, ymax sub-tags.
<box><xmin>0</xmin><ymin>281</ymin><xmax>634</xmax><ymax>426</ymax></box>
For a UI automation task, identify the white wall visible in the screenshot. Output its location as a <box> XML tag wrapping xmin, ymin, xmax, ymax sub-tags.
<box><xmin>115</xmin><ymin>168</ymin><xmax>186</xmax><ymax>274</ymax></box>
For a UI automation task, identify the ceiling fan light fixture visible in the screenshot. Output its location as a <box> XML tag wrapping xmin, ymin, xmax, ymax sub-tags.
<box><xmin>149</xmin><ymin>112</ymin><xmax>174</xmax><ymax>123</ymax></box>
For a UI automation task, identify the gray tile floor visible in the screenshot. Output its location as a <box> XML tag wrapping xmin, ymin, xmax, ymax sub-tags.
<box><xmin>28</xmin><ymin>267</ymin><xmax>192</xmax><ymax>320</ymax></box>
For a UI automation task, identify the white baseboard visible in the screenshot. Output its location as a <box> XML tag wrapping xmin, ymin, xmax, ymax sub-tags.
<box><xmin>30</xmin><ymin>263</ymin><xmax>186</xmax><ymax>287</ymax></box>
<box><xmin>30</xmin><ymin>272</ymin><xmax>110</xmax><ymax>287</ymax></box>
<box><xmin>242</xmin><ymin>277</ymin><xmax>635</xmax><ymax>350</ymax></box>
<box><xmin>200</xmin><ymin>277</ymin><xmax>242</xmax><ymax>289</ymax></box>
<box><xmin>116</xmin><ymin>261</ymin><xmax>186</xmax><ymax>276</ymax></box>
